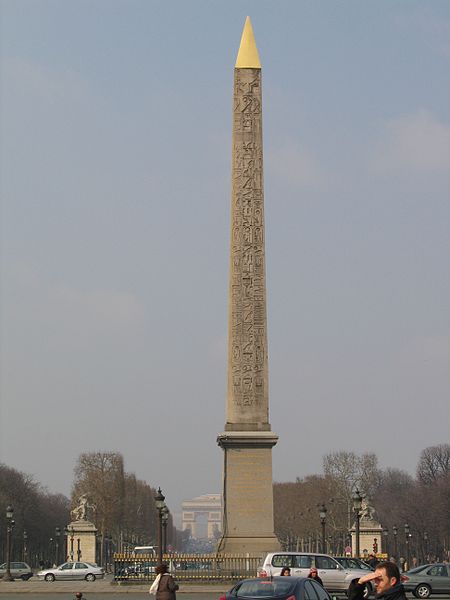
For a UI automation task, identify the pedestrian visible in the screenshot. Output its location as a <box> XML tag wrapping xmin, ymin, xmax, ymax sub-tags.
<box><xmin>149</xmin><ymin>563</ymin><xmax>179</xmax><ymax>600</ymax></box>
<box><xmin>348</xmin><ymin>561</ymin><xmax>406</xmax><ymax>600</ymax></box>
<box><xmin>367</xmin><ymin>554</ymin><xmax>379</xmax><ymax>569</ymax></box>
<box><xmin>74</xmin><ymin>593</ymin><xmax>85</xmax><ymax>600</ymax></box>
<box><xmin>280</xmin><ymin>567</ymin><xmax>291</xmax><ymax>576</ymax></box>
<box><xmin>308</xmin><ymin>567</ymin><xmax>323</xmax><ymax>586</ymax></box>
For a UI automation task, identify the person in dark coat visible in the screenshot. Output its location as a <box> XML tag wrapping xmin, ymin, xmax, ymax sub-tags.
<box><xmin>308</xmin><ymin>567</ymin><xmax>323</xmax><ymax>586</ymax></box>
<box><xmin>153</xmin><ymin>563</ymin><xmax>178</xmax><ymax>600</ymax></box>
<box><xmin>348</xmin><ymin>561</ymin><xmax>406</xmax><ymax>600</ymax></box>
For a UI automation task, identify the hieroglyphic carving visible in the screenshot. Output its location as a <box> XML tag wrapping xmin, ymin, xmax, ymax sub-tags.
<box><xmin>228</xmin><ymin>68</ymin><xmax>268</xmax><ymax>417</ymax></box>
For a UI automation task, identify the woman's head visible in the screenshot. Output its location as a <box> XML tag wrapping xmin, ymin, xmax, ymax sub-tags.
<box><xmin>310</xmin><ymin>567</ymin><xmax>319</xmax><ymax>577</ymax></box>
<box><xmin>280</xmin><ymin>566</ymin><xmax>291</xmax><ymax>576</ymax></box>
<box><xmin>156</xmin><ymin>563</ymin><xmax>169</xmax><ymax>574</ymax></box>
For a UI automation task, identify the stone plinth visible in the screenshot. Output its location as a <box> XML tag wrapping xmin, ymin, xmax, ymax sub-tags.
<box><xmin>350</xmin><ymin>516</ymin><xmax>383</xmax><ymax>558</ymax></box>
<box><xmin>217</xmin><ymin>432</ymin><xmax>280</xmax><ymax>553</ymax></box>
<box><xmin>66</xmin><ymin>520</ymin><xmax>97</xmax><ymax>564</ymax></box>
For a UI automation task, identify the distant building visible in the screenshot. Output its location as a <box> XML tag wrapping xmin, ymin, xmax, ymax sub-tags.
<box><xmin>182</xmin><ymin>494</ymin><xmax>222</xmax><ymax>540</ymax></box>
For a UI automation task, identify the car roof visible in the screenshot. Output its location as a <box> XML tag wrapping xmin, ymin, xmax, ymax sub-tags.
<box><xmin>266</xmin><ymin>552</ymin><xmax>331</xmax><ymax>556</ymax></box>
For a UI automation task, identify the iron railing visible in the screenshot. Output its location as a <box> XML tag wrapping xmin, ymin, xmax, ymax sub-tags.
<box><xmin>113</xmin><ymin>552</ymin><xmax>262</xmax><ymax>583</ymax></box>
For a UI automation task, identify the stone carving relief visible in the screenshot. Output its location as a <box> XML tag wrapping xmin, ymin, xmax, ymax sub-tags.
<box><xmin>229</xmin><ymin>68</ymin><xmax>267</xmax><ymax>413</ymax></box>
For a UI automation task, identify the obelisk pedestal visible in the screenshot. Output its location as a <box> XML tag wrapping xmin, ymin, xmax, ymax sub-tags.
<box><xmin>217</xmin><ymin>17</ymin><xmax>280</xmax><ymax>555</ymax></box>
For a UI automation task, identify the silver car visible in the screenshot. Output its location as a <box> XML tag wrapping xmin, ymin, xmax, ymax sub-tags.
<box><xmin>0</xmin><ymin>561</ymin><xmax>33</xmax><ymax>580</ymax></box>
<box><xmin>37</xmin><ymin>561</ymin><xmax>104</xmax><ymax>581</ymax></box>
<box><xmin>258</xmin><ymin>552</ymin><xmax>373</xmax><ymax>597</ymax></box>
<box><xmin>402</xmin><ymin>564</ymin><xmax>450</xmax><ymax>598</ymax></box>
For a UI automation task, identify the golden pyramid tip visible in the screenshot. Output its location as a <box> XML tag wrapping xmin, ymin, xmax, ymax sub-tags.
<box><xmin>235</xmin><ymin>16</ymin><xmax>261</xmax><ymax>69</ymax></box>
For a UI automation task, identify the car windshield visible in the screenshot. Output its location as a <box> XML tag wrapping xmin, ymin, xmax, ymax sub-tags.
<box><xmin>236</xmin><ymin>578</ymin><xmax>296</xmax><ymax>597</ymax></box>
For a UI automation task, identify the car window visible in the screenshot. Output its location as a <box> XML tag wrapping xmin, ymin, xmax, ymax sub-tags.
<box><xmin>304</xmin><ymin>580</ymin><xmax>320</xmax><ymax>600</ymax></box>
<box><xmin>61</xmin><ymin>563</ymin><xmax>73</xmax><ymax>570</ymax></box>
<box><xmin>316</xmin><ymin>556</ymin><xmax>339</xmax><ymax>569</ymax></box>
<box><xmin>311</xmin><ymin>579</ymin><xmax>331</xmax><ymax>600</ymax></box>
<box><xmin>294</xmin><ymin>555</ymin><xmax>312</xmax><ymax>568</ymax></box>
<box><xmin>75</xmin><ymin>562</ymin><xmax>88</xmax><ymax>569</ymax></box>
<box><xmin>427</xmin><ymin>566</ymin><xmax>448</xmax><ymax>577</ymax></box>
<box><xmin>272</xmin><ymin>554</ymin><xmax>294</xmax><ymax>568</ymax></box>
<box><xmin>236</xmin><ymin>579</ymin><xmax>296</xmax><ymax>597</ymax></box>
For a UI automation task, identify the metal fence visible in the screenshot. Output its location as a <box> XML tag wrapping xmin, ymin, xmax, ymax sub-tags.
<box><xmin>113</xmin><ymin>553</ymin><xmax>262</xmax><ymax>583</ymax></box>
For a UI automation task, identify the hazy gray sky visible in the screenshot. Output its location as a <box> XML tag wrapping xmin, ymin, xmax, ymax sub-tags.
<box><xmin>1</xmin><ymin>1</ymin><xmax>449</xmax><ymax>520</ymax></box>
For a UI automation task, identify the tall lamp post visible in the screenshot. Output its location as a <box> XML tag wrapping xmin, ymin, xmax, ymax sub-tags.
<box><xmin>404</xmin><ymin>523</ymin><xmax>410</xmax><ymax>571</ymax></box>
<box><xmin>4</xmin><ymin>505</ymin><xmax>14</xmax><ymax>581</ymax></box>
<box><xmin>55</xmin><ymin>527</ymin><xmax>61</xmax><ymax>566</ymax></box>
<box><xmin>423</xmin><ymin>531</ymin><xmax>428</xmax><ymax>563</ymax></box>
<box><xmin>154</xmin><ymin>487</ymin><xmax>166</xmax><ymax>564</ymax></box>
<box><xmin>352</xmin><ymin>490</ymin><xmax>363</xmax><ymax>558</ymax></box>
<box><xmin>393</xmin><ymin>526</ymin><xmax>398</xmax><ymax>562</ymax></box>
<box><xmin>162</xmin><ymin>506</ymin><xmax>169</xmax><ymax>555</ymax></box>
<box><xmin>319</xmin><ymin>504</ymin><xmax>327</xmax><ymax>554</ymax></box>
<box><xmin>23</xmin><ymin>530</ymin><xmax>28</xmax><ymax>563</ymax></box>
<box><xmin>382</xmin><ymin>527</ymin><xmax>389</xmax><ymax>558</ymax></box>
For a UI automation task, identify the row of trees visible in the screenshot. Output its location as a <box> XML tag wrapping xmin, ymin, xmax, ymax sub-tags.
<box><xmin>0</xmin><ymin>452</ymin><xmax>178</xmax><ymax>566</ymax></box>
<box><xmin>0</xmin><ymin>463</ymin><xmax>70</xmax><ymax>566</ymax></box>
<box><xmin>274</xmin><ymin>444</ymin><xmax>450</xmax><ymax>563</ymax></box>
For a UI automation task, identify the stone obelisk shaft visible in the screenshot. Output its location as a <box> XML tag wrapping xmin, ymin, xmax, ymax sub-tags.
<box><xmin>217</xmin><ymin>17</ymin><xmax>280</xmax><ymax>555</ymax></box>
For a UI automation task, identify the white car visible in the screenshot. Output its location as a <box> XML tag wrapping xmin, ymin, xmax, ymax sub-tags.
<box><xmin>258</xmin><ymin>552</ymin><xmax>373</xmax><ymax>597</ymax></box>
<box><xmin>37</xmin><ymin>561</ymin><xmax>104</xmax><ymax>581</ymax></box>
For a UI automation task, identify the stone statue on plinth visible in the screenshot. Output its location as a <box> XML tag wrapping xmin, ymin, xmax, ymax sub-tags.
<box><xmin>67</xmin><ymin>494</ymin><xmax>97</xmax><ymax>564</ymax></box>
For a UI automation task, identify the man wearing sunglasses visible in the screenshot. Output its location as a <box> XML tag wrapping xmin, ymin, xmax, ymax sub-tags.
<box><xmin>349</xmin><ymin>561</ymin><xmax>406</xmax><ymax>600</ymax></box>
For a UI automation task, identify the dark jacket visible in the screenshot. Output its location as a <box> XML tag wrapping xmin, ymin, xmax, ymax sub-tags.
<box><xmin>308</xmin><ymin>573</ymin><xmax>324</xmax><ymax>587</ymax></box>
<box><xmin>348</xmin><ymin>580</ymin><xmax>407</xmax><ymax>600</ymax></box>
<box><xmin>155</xmin><ymin>573</ymin><xmax>179</xmax><ymax>600</ymax></box>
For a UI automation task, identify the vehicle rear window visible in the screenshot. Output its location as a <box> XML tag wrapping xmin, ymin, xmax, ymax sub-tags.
<box><xmin>236</xmin><ymin>579</ymin><xmax>296</xmax><ymax>597</ymax></box>
<box><xmin>272</xmin><ymin>555</ymin><xmax>294</xmax><ymax>568</ymax></box>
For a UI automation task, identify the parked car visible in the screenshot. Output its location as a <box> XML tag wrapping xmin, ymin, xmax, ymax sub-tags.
<box><xmin>402</xmin><ymin>563</ymin><xmax>450</xmax><ymax>598</ymax></box>
<box><xmin>220</xmin><ymin>576</ymin><xmax>333</xmax><ymax>600</ymax></box>
<box><xmin>334</xmin><ymin>557</ymin><xmax>373</xmax><ymax>571</ymax></box>
<box><xmin>257</xmin><ymin>552</ymin><xmax>373</xmax><ymax>597</ymax></box>
<box><xmin>36</xmin><ymin>561</ymin><xmax>104</xmax><ymax>581</ymax></box>
<box><xmin>0</xmin><ymin>561</ymin><xmax>33</xmax><ymax>580</ymax></box>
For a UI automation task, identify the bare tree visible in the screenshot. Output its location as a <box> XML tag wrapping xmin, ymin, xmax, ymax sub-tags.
<box><xmin>417</xmin><ymin>444</ymin><xmax>450</xmax><ymax>485</ymax></box>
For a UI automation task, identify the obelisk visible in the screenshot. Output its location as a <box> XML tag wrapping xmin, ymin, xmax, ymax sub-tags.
<box><xmin>217</xmin><ymin>17</ymin><xmax>280</xmax><ymax>554</ymax></box>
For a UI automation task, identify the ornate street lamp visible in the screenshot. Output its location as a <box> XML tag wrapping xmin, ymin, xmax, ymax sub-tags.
<box><xmin>404</xmin><ymin>523</ymin><xmax>410</xmax><ymax>572</ymax></box>
<box><xmin>423</xmin><ymin>531</ymin><xmax>428</xmax><ymax>563</ymax></box>
<box><xmin>154</xmin><ymin>487</ymin><xmax>166</xmax><ymax>564</ymax></box>
<box><xmin>352</xmin><ymin>490</ymin><xmax>363</xmax><ymax>558</ymax></box>
<box><xmin>319</xmin><ymin>503</ymin><xmax>327</xmax><ymax>554</ymax></box>
<box><xmin>162</xmin><ymin>506</ymin><xmax>169</xmax><ymax>555</ymax></box>
<box><xmin>392</xmin><ymin>525</ymin><xmax>398</xmax><ymax>561</ymax></box>
<box><xmin>23</xmin><ymin>530</ymin><xmax>28</xmax><ymax>563</ymax></box>
<box><xmin>382</xmin><ymin>527</ymin><xmax>389</xmax><ymax>557</ymax></box>
<box><xmin>55</xmin><ymin>527</ymin><xmax>61</xmax><ymax>566</ymax></box>
<box><xmin>4</xmin><ymin>505</ymin><xmax>14</xmax><ymax>581</ymax></box>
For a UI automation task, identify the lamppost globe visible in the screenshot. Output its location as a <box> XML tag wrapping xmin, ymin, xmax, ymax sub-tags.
<box><xmin>154</xmin><ymin>487</ymin><xmax>165</xmax><ymax>510</ymax></box>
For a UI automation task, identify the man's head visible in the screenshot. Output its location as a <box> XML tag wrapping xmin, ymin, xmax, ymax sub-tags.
<box><xmin>373</xmin><ymin>561</ymin><xmax>401</xmax><ymax>595</ymax></box>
